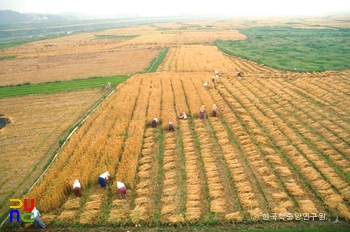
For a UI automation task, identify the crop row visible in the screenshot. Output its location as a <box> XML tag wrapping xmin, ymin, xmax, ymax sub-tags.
<box><xmin>220</xmin><ymin>77</ymin><xmax>350</xmax><ymax>219</ymax></box>
<box><xmin>26</xmin><ymin>71</ymin><xmax>350</xmax><ymax>226</ymax></box>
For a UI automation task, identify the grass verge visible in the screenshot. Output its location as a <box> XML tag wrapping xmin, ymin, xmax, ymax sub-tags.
<box><xmin>0</xmin><ymin>75</ymin><xmax>129</xmax><ymax>98</ymax></box>
<box><xmin>148</xmin><ymin>47</ymin><xmax>169</xmax><ymax>73</ymax></box>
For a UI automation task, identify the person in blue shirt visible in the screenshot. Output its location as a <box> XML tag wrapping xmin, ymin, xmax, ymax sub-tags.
<box><xmin>31</xmin><ymin>207</ymin><xmax>47</xmax><ymax>229</ymax></box>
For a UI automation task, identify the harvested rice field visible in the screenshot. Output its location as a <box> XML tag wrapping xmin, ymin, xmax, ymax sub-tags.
<box><xmin>1</xmin><ymin>17</ymin><xmax>350</xmax><ymax>231</ymax></box>
<box><xmin>24</xmin><ymin>45</ymin><xmax>350</xmax><ymax>227</ymax></box>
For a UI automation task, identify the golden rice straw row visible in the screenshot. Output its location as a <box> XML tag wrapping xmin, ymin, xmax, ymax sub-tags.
<box><xmin>116</xmin><ymin>76</ymin><xmax>152</xmax><ymax>189</ymax></box>
<box><xmin>193</xmin><ymin>119</ymin><xmax>232</xmax><ymax>215</ymax></box>
<box><xmin>40</xmin><ymin>214</ymin><xmax>57</xmax><ymax>225</ymax></box>
<box><xmin>132</xmin><ymin>127</ymin><xmax>158</xmax><ymax>224</ymax></box>
<box><xmin>270</xmin><ymin>109</ymin><xmax>346</xmax><ymax>208</ymax></box>
<box><xmin>207</xmin><ymin>95</ymin><xmax>263</xmax><ymax>219</ymax></box>
<box><xmin>241</xmin><ymin>83</ymin><xmax>320</xmax><ymax>207</ymax></box>
<box><xmin>147</xmin><ymin>77</ymin><xmax>162</xmax><ymax>124</ymax></box>
<box><xmin>27</xmin><ymin>76</ymin><xmax>143</xmax><ymax>213</ymax></box>
<box><xmin>161</xmin><ymin>203</ymin><xmax>177</xmax><ymax>217</ymax></box>
<box><xmin>243</xmin><ymin>79</ymin><xmax>350</xmax><ymax>218</ymax></box>
<box><xmin>161</xmin><ymin>75</ymin><xmax>177</xmax><ymax>129</ymax></box>
<box><xmin>180</xmin><ymin>75</ymin><xmax>201</xmax><ymax>118</ymax></box>
<box><xmin>225</xmin><ymin>212</ymin><xmax>243</xmax><ymax>222</ymax></box>
<box><xmin>167</xmin><ymin>214</ymin><xmax>185</xmax><ymax>224</ymax></box>
<box><xmin>171</xmin><ymin>74</ymin><xmax>189</xmax><ymax>116</ymax></box>
<box><xmin>179</xmin><ymin>120</ymin><xmax>203</xmax><ymax>222</ymax></box>
<box><xmin>188</xmin><ymin>73</ymin><xmax>216</xmax><ymax>117</ymax></box>
<box><xmin>273</xmin><ymin>79</ymin><xmax>349</xmax><ymax>153</ymax></box>
<box><xmin>84</xmin><ymin>200</ymin><xmax>102</xmax><ymax>211</ymax></box>
<box><xmin>297</xmin><ymin>127</ymin><xmax>350</xmax><ymax>177</ymax></box>
<box><xmin>216</xmin><ymin>79</ymin><xmax>300</xmax><ymax>214</ymax></box>
<box><xmin>108</xmin><ymin>196</ymin><xmax>131</xmax><ymax>223</ymax></box>
<box><xmin>160</xmin><ymin>122</ymin><xmax>183</xmax><ymax>223</ymax></box>
<box><xmin>62</xmin><ymin>198</ymin><xmax>80</xmax><ymax>210</ymax></box>
<box><xmin>108</xmin><ymin>209</ymin><xmax>128</xmax><ymax>224</ymax></box>
<box><xmin>57</xmin><ymin>210</ymin><xmax>77</xmax><ymax>222</ymax></box>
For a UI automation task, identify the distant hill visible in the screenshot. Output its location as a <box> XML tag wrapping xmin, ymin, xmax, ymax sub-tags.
<box><xmin>0</xmin><ymin>10</ymin><xmax>69</xmax><ymax>24</ymax></box>
<box><xmin>0</xmin><ymin>10</ymin><xmax>32</xmax><ymax>24</ymax></box>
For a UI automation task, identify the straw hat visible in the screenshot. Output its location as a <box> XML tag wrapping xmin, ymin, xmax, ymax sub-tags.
<box><xmin>201</xmin><ymin>105</ymin><xmax>205</xmax><ymax>108</ymax></box>
<box><xmin>213</xmin><ymin>104</ymin><xmax>216</xmax><ymax>107</ymax></box>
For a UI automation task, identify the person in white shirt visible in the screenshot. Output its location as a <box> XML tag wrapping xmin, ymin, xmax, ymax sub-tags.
<box><xmin>31</xmin><ymin>207</ymin><xmax>46</xmax><ymax>229</ymax></box>
<box><xmin>98</xmin><ymin>171</ymin><xmax>110</xmax><ymax>188</ymax></box>
<box><xmin>73</xmin><ymin>179</ymin><xmax>82</xmax><ymax>197</ymax></box>
<box><xmin>116</xmin><ymin>181</ymin><xmax>127</xmax><ymax>199</ymax></box>
<box><xmin>204</xmin><ymin>82</ymin><xmax>209</xmax><ymax>89</ymax></box>
<box><xmin>179</xmin><ymin>112</ymin><xmax>188</xmax><ymax>120</ymax></box>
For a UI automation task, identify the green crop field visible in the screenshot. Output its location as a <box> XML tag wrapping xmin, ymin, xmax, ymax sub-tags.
<box><xmin>0</xmin><ymin>76</ymin><xmax>129</xmax><ymax>98</ymax></box>
<box><xmin>215</xmin><ymin>27</ymin><xmax>350</xmax><ymax>72</ymax></box>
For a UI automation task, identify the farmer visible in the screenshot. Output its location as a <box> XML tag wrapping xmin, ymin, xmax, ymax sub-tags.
<box><xmin>151</xmin><ymin>118</ymin><xmax>158</xmax><ymax>128</ymax></box>
<box><xmin>237</xmin><ymin>71</ymin><xmax>241</xmax><ymax>77</ymax></box>
<box><xmin>212</xmin><ymin>104</ymin><xmax>218</xmax><ymax>117</ymax></box>
<box><xmin>204</xmin><ymin>82</ymin><xmax>209</xmax><ymax>89</ymax></box>
<box><xmin>211</xmin><ymin>76</ymin><xmax>216</xmax><ymax>85</ymax></box>
<box><xmin>73</xmin><ymin>179</ymin><xmax>82</xmax><ymax>197</ymax></box>
<box><xmin>214</xmin><ymin>70</ymin><xmax>220</xmax><ymax>79</ymax></box>
<box><xmin>168</xmin><ymin>122</ymin><xmax>175</xmax><ymax>132</ymax></box>
<box><xmin>98</xmin><ymin>171</ymin><xmax>110</xmax><ymax>188</ymax></box>
<box><xmin>179</xmin><ymin>112</ymin><xmax>188</xmax><ymax>120</ymax></box>
<box><xmin>116</xmin><ymin>181</ymin><xmax>127</xmax><ymax>199</ymax></box>
<box><xmin>200</xmin><ymin>105</ymin><xmax>205</xmax><ymax>119</ymax></box>
<box><xmin>31</xmin><ymin>207</ymin><xmax>47</xmax><ymax>229</ymax></box>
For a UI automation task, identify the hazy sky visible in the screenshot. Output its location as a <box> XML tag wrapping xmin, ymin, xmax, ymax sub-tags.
<box><xmin>1</xmin><ymin>0</ymin><xmax>349</xmax><ymax>16</ymax></box>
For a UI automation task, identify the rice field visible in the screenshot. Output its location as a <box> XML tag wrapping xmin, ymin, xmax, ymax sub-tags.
<box><xmin>0</xmin><ymin>89</ymin><xmax>108</xmax><ymax>222</ymax></box>
<box><xmin>1</xmin><ymin>16</ymin><xmax>349</xmax><ymax>230</ymax></box>
<box><xmin>24</xmin><ymin>45</ymin><xmax>350</xmax><ymax>227</ymax></box>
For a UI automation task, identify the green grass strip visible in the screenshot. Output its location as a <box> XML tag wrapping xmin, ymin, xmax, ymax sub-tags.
<box><xmin>0</xmin><ymin>34</ymin><xmax>69</xmax><ymax>50</ymax></box>
<box><xmin>148</xmin><ymin>47</ymin><xmax>169</xmax><ymax>73</ymax></box>
<box><xmin>0</xmin><ymin>56</ymin><xmax>16</xmax><ymax>60</ymax></box>
<box><xmin>0</xmin><ymin>75</ymin><xmax>129</xmax><ymax>98</ymax></box>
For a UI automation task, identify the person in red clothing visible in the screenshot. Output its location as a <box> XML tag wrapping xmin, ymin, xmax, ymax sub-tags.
<box><xmin>212</xmin><ymin>104</ymin><xmax>218</xmax><ymax>117</ymax></box>
<box><xmin>200</xmin><ymin>105</ymin><xmax>205</xmax><ymax>119</ymax></box>
<box><xmin>73</xmin><ymin>179</ymin><xmax>82</xmax><ymax>197</ymax></box>
<box><xmin>117</xmin><ymin>181</ymin><xmax>127</xmax><ymax>199</ymax></box>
